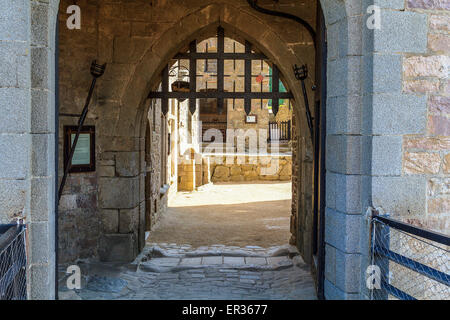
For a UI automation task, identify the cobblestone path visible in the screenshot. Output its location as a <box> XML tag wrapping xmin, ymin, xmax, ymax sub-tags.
<box><xmin>58</xmin><ymin>243</ymin><xmax>317</xmax><ymax>300</ymax></box>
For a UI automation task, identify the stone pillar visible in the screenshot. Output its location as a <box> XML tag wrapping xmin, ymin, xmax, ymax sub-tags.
<box><xmin>98</xmin><ymin>151</ymin><xmax>140</xmax><ymax>262</ymax></box>
<box><xmin>202</xmin><ymin>156</ymin><xmax>211</xmax><ymax>185</ymax></box>
<box><xmin>178</xmin><ymin>161</ymin><xmax>195</xmax><ymax>191</ymax></box>
<box><xmin>323</xmin><ymin>0</ymin><xmax>368</xmax><ymax>299</ymax></box>
<box><xmin>0</xmin><ymin>0</ymin><xmax>58</xmax><ymax>299</ymax></box>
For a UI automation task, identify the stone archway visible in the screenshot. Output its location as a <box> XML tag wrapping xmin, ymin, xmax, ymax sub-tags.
<box><xmin>110</xmin><ymin>3</ymin><xmax>317</xmax><ymax>264</ymax></box>
<box><xmin>32</xmin><ymin>0</ymin><xmax>409</xmax><ymax>300</ymax></box>
<box><xmin>50</xmin><ymin>0</ymin><xmax>340</xmax><ymax>300</ymax></box>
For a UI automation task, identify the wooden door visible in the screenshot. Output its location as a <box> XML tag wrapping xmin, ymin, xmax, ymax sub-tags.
<box><xmin>311</xmin><ymin>4</ymin><xmax>327</xmax><ymax>300</ymax></box>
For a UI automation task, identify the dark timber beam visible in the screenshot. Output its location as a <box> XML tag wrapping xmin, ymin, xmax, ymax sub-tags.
<box><xmin>217</xmin><ymin>27</ymin><xmax>225</xmax><ymax>114</ymax></box>
<box><xmin>244</xmin><ymin>41</ymin><xmax>252</xmax><ymax>115</ymax></box>
<box><xmin>189</xmin><ymin>40</ymin><xmax>197</xmax><ymax>114</ymax></box>
<box><xmin>161</xmin><ymin>64</ymin><xmax>169</xmax><ymax>115</ymax></box>
<box><xmin>173</xmin><ymin>52</ymin><xmax>267</xmax><ymax>60</ymax></box>
<box><xmin>272</xmin><ymin>64</ymin><xmax>280</xmax><ymax>116</ymax></box>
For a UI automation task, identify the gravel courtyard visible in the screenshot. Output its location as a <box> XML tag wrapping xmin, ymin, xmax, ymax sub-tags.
<box><xmin>148</xmin><ymin>181</ymin><xmax>292</xmax><ymax>248</ymax></box>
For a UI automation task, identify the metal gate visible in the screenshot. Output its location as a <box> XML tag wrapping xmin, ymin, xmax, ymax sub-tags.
<box><xmin>0</xmin><ymin>224</ymin><xmax>27</xmax><ymax>300</ymax></box>
<box><xmin>268</xmin><ymin>120</ymin><xmax>291</xmax><ymax>142</ymax></box>
<box><xmin>147</xmin><ymin>26</ymin><xmax>293</xmax><ymax>117</ymax></box>
<box><xmin>370</xmin><ymin>214</ymin><xmax>450</xmax><ymax>300</ymax></box>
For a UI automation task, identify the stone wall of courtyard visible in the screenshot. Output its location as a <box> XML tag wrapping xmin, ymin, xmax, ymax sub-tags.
<box><xmin>208</xmin><ymin>155</ymin><xmax>292</xmax><ymax>182</ymax></box>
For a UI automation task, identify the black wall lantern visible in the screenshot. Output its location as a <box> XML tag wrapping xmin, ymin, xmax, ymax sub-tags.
<box><xmin>293</xmin><ymin>64</ymin><xmax>314</xmax><ymax>140</ymax></box>
<box><xmin>169</xmin><ymin>65</ymin><xmax>190</xmax><ymax>102</ymax></box>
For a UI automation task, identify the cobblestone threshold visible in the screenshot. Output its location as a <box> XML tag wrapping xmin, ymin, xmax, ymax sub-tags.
<box><xmin>58</xmin><ymin>244</ymin><xmax>317</xmax><ymax>300</ymax></box>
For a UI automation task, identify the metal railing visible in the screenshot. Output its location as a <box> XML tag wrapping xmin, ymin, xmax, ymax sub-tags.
<box><xmin>370</xmin><ymin>215</ymin><xmax>449</xmax><ymax>300</ymax></box>
<box><xmin>0</xmin><ymin>224</ymin><xmax>27</xmax><ymax>300</ymax></box>
<box><xmin>268</xmin><ymin>120</ymin><xmax>291</xmax><ymax>142</ymax></box>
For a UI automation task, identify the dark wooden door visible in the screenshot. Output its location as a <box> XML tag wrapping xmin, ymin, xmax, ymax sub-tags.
<box><xmin>311</xmin><ymin>4</ymin><xmax>327</xmax><ymax>300</ymax></box>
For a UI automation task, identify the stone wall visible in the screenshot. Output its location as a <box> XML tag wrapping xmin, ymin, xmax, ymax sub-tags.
<box><xmin>147</xmin><ymin>99</ymin><xmax>164</xmax><ymax>231</ymax></box>
<box><xmin>227</xmin><ymin>102</ymin><xmax>270</xmax><ymax>145</ymax></box>
<box><xmin>274</xmin><ymin>104</ymin><xmax>293</xmax><ymax>123</ymax></box>
<box><xmin>58</xmin><ymin>173</ymin><xmax>98</xmax><ymax>262</ymax></box>
<box><xmin>178</xmin><ymin>154</ymin><xmax>196</xmax><ymax>191</ymax></box>
<box><xmin>57</xmin><ymin>97</ymin><xmax>169</xmax><ymax>263</ymax></box>
<box><xmin>208</xmin><ymin>155</ymin><xmax>292</xmax><ymax>182</ymax></box>
<box><xmin>57</xmin><ymin>0</ymin><xmax>101</xmax><ymax>263</ymax></box>
<box><xmin>400</xmin><ymin>1</ymin><xmax>450</xmax><ymax>233</ymax></box>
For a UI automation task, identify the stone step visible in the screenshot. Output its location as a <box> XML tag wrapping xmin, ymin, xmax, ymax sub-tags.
<box><xmin>134</xmin><ymin>244</ymin><xmax>304</xmax><ymax>273</ymax></box>
<box><xmin>138</xmin><ymin>254</ymin><xmax>295</xmax><ymax>273</ymax></box>
<box><xmin>138</xmin><ymin>243</ymin><xmax>300</xmax><ymax>260</ymax></box>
